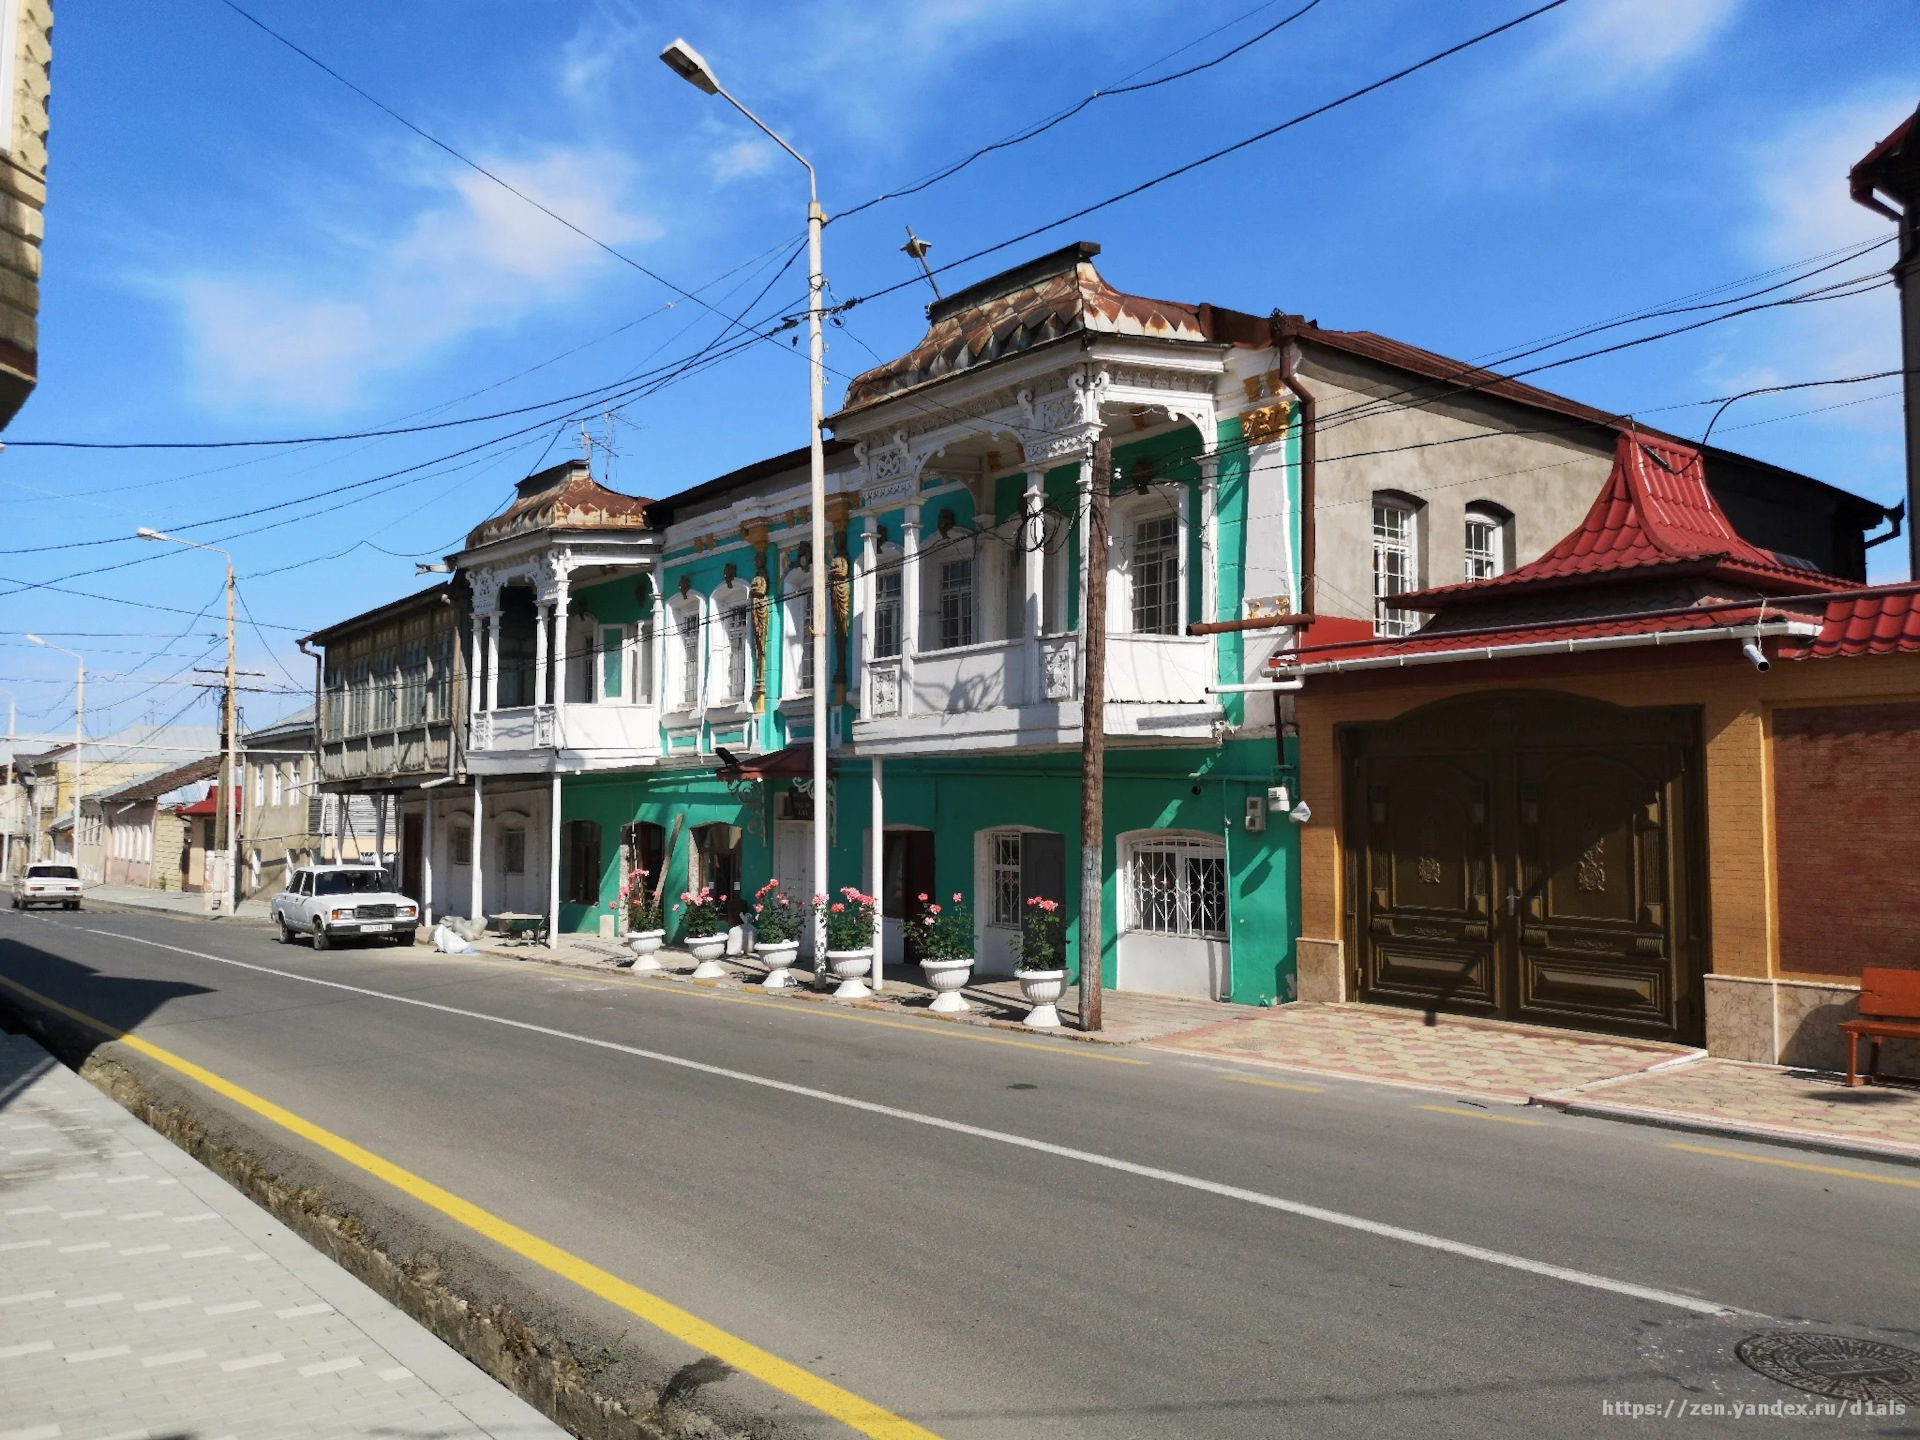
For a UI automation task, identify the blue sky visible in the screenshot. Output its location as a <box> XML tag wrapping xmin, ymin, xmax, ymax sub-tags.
<box><xmin>2</xmin><ymin>0</ymin><xmax>1915</xmax><ymax>740</ymax></box>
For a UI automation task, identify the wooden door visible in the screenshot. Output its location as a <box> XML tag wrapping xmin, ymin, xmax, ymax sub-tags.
<box><xmin>1346</xmin><ymin>693</ymin><xmax>1702</xmax><ymax>1044</ymax></box>
<box><xmin>400</xmin><ymin>813</ymin><xmax>424</xmax><ymax>901</ymax></box>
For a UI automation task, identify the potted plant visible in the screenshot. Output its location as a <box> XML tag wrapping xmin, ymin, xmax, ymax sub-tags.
<box><xmin>622</xmin><ymin>874</ymin><xmax>666</xmax><ymax>971</ymax></box>
<box><xmin>751</xmin><ymin>879</ymin><xmax>805</xmax><ymax>989</ymax></box>
<box><xmin>1016</xmin><ymin>896</ymin><xmax>1068</xmax><ymax>1029</ymax></box>
<box><xmin>676</xmin><ymin>886</ymin><xmax>730</xmax><ymax>978</ymax></box>
<box><xmin>818</xmin><ymin>887</ymin><xmax>879</xmax><ymax>998</ymax></box>
<box><xmin>911</xmin><ymin>891</ymin><xmax>975</xmax><ymax>1013</ymax></box>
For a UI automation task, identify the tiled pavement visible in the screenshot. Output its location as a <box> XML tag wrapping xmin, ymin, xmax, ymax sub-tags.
<box><xmin>1539</xmin><ymin>1057</ymin><xmax>1920</xmax><ymax>1160</ymax></box>
<box><xmin>1150</xmin><ymin>1001</ymin><xmax>1702</xmax><ymax>1102</ymax></box>
<box><xmin>0</xmin><ymin>1031</ymin><xmax>567</xmax><ymax>1440</ymax></box>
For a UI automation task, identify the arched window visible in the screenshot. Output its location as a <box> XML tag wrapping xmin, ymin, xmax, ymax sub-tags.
<box><xmin>711</xmin><ymin>582</ymin><xmax>752</xmax><ymax>706</ymax></box>
<box><xmin>666</xmin><ymin>592</ymin><xmax>703</xmax><ymax>712</ymax></box>
<box><xmin>1464</xmin><ymin>503</ymin><xmax>1510</xmax><ymax>582</ymax></box>
<box><xmin>1371</xmin><ymin>494</ymin><xmax>1421</xmax><ymax>638</ymax></box>
<box><xmin>870</xmin><ymin>542</ymin><xmax>904</xmax><ymax>659</ymax></box>
<box><xmin>783</xmin><ymin>558</ymin><xmax>815</xmax><ymax>695</ymax></box>
<box><xmin>561</xmin><ymin>819</ymin><xmax>602</xmax><ymax>905</ymax></box>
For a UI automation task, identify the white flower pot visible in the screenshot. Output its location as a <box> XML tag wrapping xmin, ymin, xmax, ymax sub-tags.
<box><xmin>686</xmin><ymin>933</ymin><xmax>729</xmax><ymax>978</ymax></box>
<box><xmin>757</xmin><ymin>939</ymin><xmax>800</xmax><ymax>989</ymax></box>
<box><xmin>826</xmin><ymin>947</ymin><xmax>874</xmax><ymax>999</ymax></box>
<box><xmin>1018</xmin><ymin>968</ymin><xmax>1068</xmax><ymax>1029</ymax></box>
<box><xmin>919</xmin><ymin>957</ymin><xmax>974</xmax><ymax>1013</ymax></box>
<box><xmin>626</xmin><ymin>929</ymin><xmax>665</xmax><ymax>971</ymax></box>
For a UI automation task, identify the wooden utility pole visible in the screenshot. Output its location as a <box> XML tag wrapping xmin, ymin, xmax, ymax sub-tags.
<box><xmin>1078</xmin><ymin>437</ymin><xmax>1111</xmax><ymax>1032</ymax></box>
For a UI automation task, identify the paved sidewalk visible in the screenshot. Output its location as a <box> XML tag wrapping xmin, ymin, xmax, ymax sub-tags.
<box><xmin>79</xmin><ymin>884</ymin><xmax>273</xmax><ymax>922</ymax></box>
<box><xmin>0</xmin><ymin>1030</ymin><xmax>567</xmax><ymax>1440</ymax></box>
<box><xmin>1539</xmin><ymin>1058</ymin><xmax>1920</xmax><ymax>1162</ymax></box>
<box><xmin>1150</xmin><ymin>1001</ymin><xmax>1701</xmax><ymax>1102</ymax></box>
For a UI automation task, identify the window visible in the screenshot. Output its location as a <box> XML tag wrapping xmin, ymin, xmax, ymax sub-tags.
<box><xmin>989</xmin><ymin>832</ymin><xmax>1022</xmax><ymax>928</ymax></box>
<box><xmin>561</xmin><ymin>820</ymin><xmax>602</xmax><ymax>905</ymax></box>
<box><xmin>1131</xmin><ymin>515</ymin><xmax>1181</xmax><ymax>635</ymax></box>
<box><xmin>721</xmin><ymin>603</ymin><xmax>749</xmax><ymax>704</ymax></box>
<box><xmin>371</xmin><ymin>650</ymin><xmax>398</xmax><ymax>729</ymax></box>
<box><xmin>600</xmin><ymin>626</ymin><xmax>625</xmax><ymax>701</ymax></box>
<box><xmin>633</xmin><ymin>617</ymin><xmax>655</xmax><ymax>704</ymax></box>
<box><xmin>1372</xmin><ymin>499</ymin><xmax>1418</xmax><ymax>639</ymax></box>
<box><xmin>1126</xmin><ymin>838</ymin><xmax>1228</xmax><ymax>939</ymax></box>
<box><xmin>503</xmin><ymin>828</ymin><xmax>527</xmax><ymax>875</ymax></box>
<box><xmin>430</xmin><ymin>632</ymin><xmax>455</xmax><ymax>720</ymax></box>
<box><xmin>324</xmin><ymin>670</ymin><xmax>346</xmax><ymax>740</ymax></box>
<box><xmin>399</xmin><ymin>641</ymin><xmax>428</xmax><ymax>725</ymax></box>
<box><xmin>938</xmin><ymin>559</ymin><xmax>974</xmax><ymax>649</ymax></box>
<box><xmin>347</xmin><ymin>661</ymin><xmax>370</xmax><ymax>735</ymax></box>
<box><xmin>1464</xmin><ymin>505</ymin><xmax>1506</xmax><ymax>582</ymax></box>
<box><xmin>873</xmin><ymin>567</ymin><xmax>902</xmax><ymax>659</ymax></box>
<box><xmin>251</xmin><ymin>763</ymin><xmax>265</xmax><ymax>807</ymax></box>
<box><xmin>269</xmin><ymin>764</ymin><xmax>282</xmax><ymax>808</ymax></box>
<box><xmin>451</xmin><ymin>824</ymin><xmax>472</xmax><ymax>866</ymax></box>
<box><xmin>676</xmin><ymin>604</ymin><xmax>701</xmax><ymax>709</ymax></box>
<box><xmin>315</xmin><ymin>869</ymin><xmax>388</xmax><ymax>896</ymax></box>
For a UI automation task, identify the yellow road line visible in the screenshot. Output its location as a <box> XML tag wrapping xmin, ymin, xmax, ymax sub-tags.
<box><xmin>0</xmin><ymin>972</ymin><xmax>938</xmax><ymax>1439</ymax></box>
<box><xmin>459</xmin><ymin>950</ymin><xmax>1147</xmax><ymax>1064</ymax></box>
<box><xmin>1669</xmin><ymin>1142</ymin><xmax>1920</xmax><ymax>1190</ymax></box>
<box><xmin>1415</xmin><ymin>1104</ymin><xmax>1546</xmax><ymax>1127</ymax></box>
<box><xmin>1219</xmin><ymin>1073</ymin><xmax>1323</xmax><ymax>1094</ymax></box>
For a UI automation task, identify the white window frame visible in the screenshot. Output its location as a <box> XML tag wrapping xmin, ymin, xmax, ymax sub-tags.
<box><xmin>1464</xmin><ymin>504</ymin><xmax>1506</xmax><ymax>583</ymax></box>
<box><xmin>1122</xmin><ymin>833</ymin><xmax>1229</xmax><ymax>941</ymax></box>
<box><xmin>870</xmin><ymin>543</ymin><xmax>904</xmax><ymax>660</ymax></box>
<box><xmin>783</xmin><ymin>561</ymin><xmax>814</xmax><ymax>698</ymax></box>
<box><xmin>936</xmin><ymin>555</ymin><xmax>975</xmax><ymax>651</ymax></box>
<box><xmin>1372</xmin><ymin>497</ymin><xmax>1419</xmax><ymax>639</ymax></box>
<box><xmin>269</xmin><ymin>764</ymin><xmax>282</xmax><ymax>808</ymax></box>
<box><xmin>716</xmin><ymin>598</ymin><xmax>751</xmax><ymax>707</ymax></box>
<box><xmin>1108</xmin><ymin>489</ymin><xmax>1186</xmax><ymax>636</ymax></box>
<box><xmin>668</xmin><ymin>595</ymin><xmax>703</xmax><ymax>713</ymax></box>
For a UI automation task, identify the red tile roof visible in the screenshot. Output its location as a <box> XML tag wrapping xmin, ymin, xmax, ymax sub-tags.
<box><xmin>1402</xmin><ymin>431</ymin><xmax>1847</xmax><ymax>612</ymax></box>
<box><xmin>465</xmin><ymin>459</ymin><xmax>653</xmax><ymax>550</ymax></box>
<box><xmin>1784</xmin><ymin>586</ymin><xmax>1920</xmax><ymax>660</ymax></box>
<box><xmin>175</xmin><ymin>785</ymin><xmax>240</xmax><ymax>817</ymax></box>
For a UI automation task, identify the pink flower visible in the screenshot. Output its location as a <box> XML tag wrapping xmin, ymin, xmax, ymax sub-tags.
<box><xmin>753</xmin><ymin>903</ymin><xmax>764</xmax><ymax>914</ymax></box>
<box><xmin>812</xmin><ymin>894</ymin><xmax>827</xmax><ymax>906</ymax></box>
<box><xmin>922</xmin><ymin>917</ymin><xmax>935</xmax><ymax>927</ymax></box>
<box><xmin>831</xmin><ymin>902</ymin><xmax>845</xmax><ymax>913</ymax></box>
<box><xmin>951</xmin><ymin>893</ymin><xmax>962</xmax><ymax>903</ymax></box>
<box><xmin>917</xmin><ymin>893</ymin><xmax>928</xmax><ymax>902</ymax></box>
<box><xmin>929</xmin><ymin>903</ymin><xmax>941</xmax><ymax>915</ymax></box>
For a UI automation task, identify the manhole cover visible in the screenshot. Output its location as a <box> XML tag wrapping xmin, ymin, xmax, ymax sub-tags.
<box><xmin>1736</xmin><ymin>1332</ymin><xmax>1920</xmax><ymax>1403</ymax></box>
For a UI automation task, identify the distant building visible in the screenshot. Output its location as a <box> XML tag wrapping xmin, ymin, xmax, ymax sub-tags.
<box><xmin>240</xmin><ymin>706</ymin><xmax>320</xmax><ymax>899</ymax></box>
<box><xmin>17</xmin><ymin>726</ymin><xmax>220</xmax><ymax>877</ymax></box>
<box><xmin>86</xmin><ymin>754</ymin><xmax>220</xmax><ymax>889</ymax></box>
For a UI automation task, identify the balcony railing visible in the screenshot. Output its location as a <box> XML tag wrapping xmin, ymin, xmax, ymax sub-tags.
<box><xmin>1105</xmin><ymin>634</ymin><xmax>1212</xmax><ymax>704</ymax></box>
<box><xmin>861</xmin><ymin>631</ymin><xmax>1210</xmax><ymax>723</ymax></box>
<box><xmin>472</xmin><ymin>703</ymin><xmax>660</xmax><ymax>755</ymax></box>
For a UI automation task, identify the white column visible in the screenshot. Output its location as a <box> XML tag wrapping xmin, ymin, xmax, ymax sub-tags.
<box><xmin>1023</xmin><ymin>470</ymin><xmax>1045</xmax><ymax>703</ymax></box>
<box><xmin>373</xmin><ymin>794</ymin><xmax>388</xmax><ymax>883</ymax></box>
<box><xmin>422</xmin><ymin>798</ymin><xmax>435</xmax><ymax>925</ymax></box>
<box><xmin>533</xmin><ymin>602</ymin><xmax>550</xmax><ymax>706</ymax></box>
<box><xmin>484</xmin><ymin>616</ymin><xmax>500</xmax><ymax>713</ymax></box>
<box><xmin>547</xmin><ymin>770</ymin><xmax>562</xmax><ymax>949</ymax></box>
<box><xmin>469</xmin><ymin>775</ymin><xmax>484</xmax><ymax>923</ymax></box>
<box><xmin>469</xmin><ymin>615</ymin><xmax>485</xmax><ymax>721</ymax></box>
<box><xmin>1075</xmin><ymin>458</ymin><xmax>1094</xmax><ymax>693</ymax></box>
<box><xmin>1176</xmin><ymin>478</ymin><xmax>1193</xmax><ymax>634</ymax></box>
<box><xmin>900</xmin><ymin>500</ymin><xmax>922</xmax><ymax>716</ymax></box>
<box><xmin>551</xmin><ymin>576</ymin><xmax>572</xmax><ymax>716</ymax></box>
<box><xmin>1200</xmin><ymin>454</ymin><xmax>1220</xmax><ymax>683</ymax></box>
<box><xmin>869</xmin><ymin>756</ymin><xmax>884</xmax><ymax>993</ymax></box>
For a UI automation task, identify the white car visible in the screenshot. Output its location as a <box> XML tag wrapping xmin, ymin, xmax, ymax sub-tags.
<box><xmin>271</xmin><ymin>865</ymin><xmax>420</xmax><ymax>950</ymax></box>
<box><xmin>11</xmin><ymin>862</ymin><xmax>82</xmax><ymax>910</ymax></box>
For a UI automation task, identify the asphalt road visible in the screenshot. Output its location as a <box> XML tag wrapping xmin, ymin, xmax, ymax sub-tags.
<box><xmin>3</xmin><ymin>903</ymin><xmax>1917</xmax><ymax>1438</ymax></box>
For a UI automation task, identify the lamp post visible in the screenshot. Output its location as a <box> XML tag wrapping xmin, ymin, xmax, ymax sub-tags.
<box><xmin>662</xmin><ymin>38</ymin><xmax>833</xmax><ymax>974</ymax></box>
<box><xmin>139</xmin><ymin>527</ymin><xmax>238</xmax><ymax>913</ymax></box>
<box><xmin>25</xmin><ymin>636</ymin><xmax>82</xmax><ymax>875</ymax></box>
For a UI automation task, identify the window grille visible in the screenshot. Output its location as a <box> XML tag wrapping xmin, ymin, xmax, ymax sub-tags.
<box><xmin>429</xmin><ymin>632</ymin><xmax>454</xmax><ymax>720</ymax></box>
<box><xmin>347</xmin><ymin>662</ymin><xmax>371</xmax><ymax>735</ymax></box>
<box><xmin>873</xmin><ymin>569</ymin><xmax>901</xmax><ymax>658</ymax></box>
<box><xmin>1464</xmin><ymin>511</ymin><xmax>1503</xmax><ymax>582</ymax></box>
<box><xmin>1372</xmin><ymin>502</ymin><xmax>1417</xmax><ymax>639</ymax></box>
<box><xmin>1131</xmin><ymin>515</ymin><xmax>1180</xmax><ymax>635</ymax></box>
<box><xmin>990</xmin><ymin>832</ymin><xmax>1022</xmax><ymax>928</ymax></box>
<box><xmin>371</xmin><ymin>651</ymin><xmax>398</xmax><ymax>730</ymax></box>
<box><xmin>722</xmin><ymin>605</ymin><xmax>749</xmax><ymax>703</ymax></box>
<box><xmin>938</xmin><ymin>559</ymin><xmax>974</xmax><ymax>649</ymax></box>
<box><xmin>451</xmin><ymin>825</ymin><xmax>472</xmax><ymax>866</ymax></box>
<box><xmin>676</xmin><ymin>607</ymin><xmax>701</xmax><ymax>709</ymax></box>
<box><xmin>503</xmin><ymin>828</ymin><xmax>527</xmax><ymax>875</ymax></box>
<box><xmin>398</xmin><ymin>641</ymin><xmax>428</xmax><ymax>725</ymax></box>
<box><xmin>1126</xmin><ymin>838</ymin><xmax>1228</xmax><ymax>939</ymax></box>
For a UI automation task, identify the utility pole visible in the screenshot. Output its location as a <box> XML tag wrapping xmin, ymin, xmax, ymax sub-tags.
<box><xmin>222</xmin><ymin>555</ymin><xmax>237</xmax><ymax>912</ymax></box>
<box><xmin>24</xmin><ymin>636</ymin><xmax>82</xmax><ymax>874</ymax></box>
<box><xmin>1078</xmin><ymin>437</ymin><xmax>1111</xmax><ymax>1033</ymax></box>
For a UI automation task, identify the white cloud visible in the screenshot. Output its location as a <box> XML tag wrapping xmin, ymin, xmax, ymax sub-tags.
<box><xmin>711</xmin><ymin>137</ymin><xmax>776</xmax><ymax>182</ymax></box>
<box><xmin>173</xmin><ymin>148</ymin><xmax>660</xmax><ymax>414</ymax></box>
<box><xmin>1525</xmin><ymin>0</ymin><xmax>1739</xmax><ymax>100</ymax></box>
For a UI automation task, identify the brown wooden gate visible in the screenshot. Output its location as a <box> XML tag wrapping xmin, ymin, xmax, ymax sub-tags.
<box><xmin>1342</xmin><ymin>693</ymin><xmax>1704</xmax><ymax>1044</ymax></box>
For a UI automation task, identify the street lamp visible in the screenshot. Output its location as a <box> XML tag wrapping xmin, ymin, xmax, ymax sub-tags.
<box><xmin>25</xmin><ymin>635</ymin><xmax>81</xmax><ymax>874</ymax></box>
<box><xmin>662</xmin><ymin>39</ymin><xmax>835</xmax><ymax>982</ymax></box>
<box><xmin>139</xmin><ymin>527</ymin><xmax>239</xmax><ymax>914</ymax></box>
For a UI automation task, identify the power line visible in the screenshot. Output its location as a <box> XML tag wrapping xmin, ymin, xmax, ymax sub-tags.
<box><xmin>830</xmin><ymin>0</ymin><xmax>1571</xmax><ymax>315</ymax></box>
<box><xmin>836</xmin><ymin>0</ymin><xmax>1327</xmax><ymax>221</ymax></box>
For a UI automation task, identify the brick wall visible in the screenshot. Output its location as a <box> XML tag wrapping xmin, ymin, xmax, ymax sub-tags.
<box><xmin>1772</xmin><ymin>701</ymin><xmax>1920</xmax><ymax>976</ymax></box>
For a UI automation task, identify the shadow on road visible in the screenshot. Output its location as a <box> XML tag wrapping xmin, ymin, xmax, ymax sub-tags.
<box><xmin>0</xmin><ymin>923</ymin><xmax>214</xmax><ymax>1074</ymax></box>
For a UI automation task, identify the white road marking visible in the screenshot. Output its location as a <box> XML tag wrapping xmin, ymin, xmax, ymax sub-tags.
<box><xmin>59</xmin><ymin>1208</ymin><xmax>105</xmax><ymax>1219</ymax></box>
<box><xmin>378</xmin><ymin>1365</ymin><xmax>413</xmax><ymax>1381</ymax></box>
<box><xmin>203</xmin><ymin>1300</ymin><xmax>261</xmax><ymax>1316</ymax></box>
<box><xmin>0</xmin><ymin>1424</ymin><xmax>62</xmax><ymax>1440</ymax></box>
<box><xmin>299</xmin><ymin>1356</ymin><xmax>362</xmax><ymax>1378</ymax></box>
<box><xmin>4</xmin><ymin>1205</ymin><xmax>51</xmax><ymax>1215</ymax></box>
<box><xmin>142</xmin><ymin>1348</ymin><xmax>207</xmax><ymax>1368</ymax></box>
<box><xmin>276</xmin><ymin>1302</ymin><xmax>334</xmax><ymax>1319</ymax></box>
<box><xmin>0</xmin><ymin>1290</ymin><xmax>54</xmax><ymax>1306</ymax></box>
<box><xmin>115</xmin><ymin>1210</ymin><xmax>163</xmax><ymax>1221</ymax></box>
<box><xmin>0</xmin><ymin>1341</ymin><xmax>54</xmax><ymax>1359</ymax></box>
<box><xmin>134</xmin><ymin>1296</ymin><xmax>191</xmax><ymax>1312</ymax></box>
<box><xmin>63</xmin><ymin>1293</ymin><xmax>123</xmax><ymax>1309</ymax></box>
<box><xmin>64</xmin><ymin>1345</ymin><xmax>132</xmax><ymax>1363</ymax></box>
<box><xmin>0</xmin><ymin>1239</ymin><xmax>49</xmax><ymax>1252</ymax></box>
<box><xmin>56</xmin><ymin>1241</ymin><xmax>110</xmax><ymax>1254</ymax></box>
<box><xmin>118</xmin><ymin>1244</ymin><xmax>170</xmax><ymax>1256</ymax></box>
<box><xmin>181</xmin><ymin>1245</ymin><xmax>232</xmax><ymax>1259</ymax></box>
<box><xmin>67</xmin><ymin>922</ymin><xmax>1757</xmax><ymax>1320</ymax></box>
<box><xmin>219</xmin><ymin>1352</ymin><xmax>283</xmax><ymax>1372</ymax></box>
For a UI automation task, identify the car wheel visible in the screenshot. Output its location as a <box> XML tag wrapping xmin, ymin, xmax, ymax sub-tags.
<box><xmin>277</xmin><ymin>915</ymin><xmax>296</xmax><ymax>945</ymax></box>
<box><xmin>311</xmin><ymin>922</ymin><xmax>330</xmax><ymax>952</ymax></box>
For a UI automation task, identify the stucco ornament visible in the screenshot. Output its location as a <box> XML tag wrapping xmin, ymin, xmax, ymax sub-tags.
<box><xmin>749</xmin><ymin>573</ymin><xmax>770</xmax><ymax>712</ymax></box>
<box><xmin>467</xmin><ymin>571</ymin><xmax>501</xmax><ymax>613</ymax></box>
<box><xmin>533</xmin><ymin>549</ymin><xmax>576</xmax><ymax>604</ymax></box>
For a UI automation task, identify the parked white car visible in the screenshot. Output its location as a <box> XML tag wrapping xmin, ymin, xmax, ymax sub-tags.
<box><xmin>271</xmin><ymin>865</ymin><xmax>420</xmax><ymax>950</ymax></box>
<box><xmin>11</xmin><ymin>862</ymin><xmax>82</xmax><ymax>910</ymax></box>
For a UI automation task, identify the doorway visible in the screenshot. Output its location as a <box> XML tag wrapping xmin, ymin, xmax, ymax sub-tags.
<box><xmin>692</xmin><ymin>823</ymin><xmax>744</xmax><ymax>926</ymax></box>
<box><xmin>400</xmin><ymin>812</ymin><xmax>423</xmax><ymax>901</ymax></box>
<box><xmin>1342</xmin><ymin>692</ymin><xmax>1704</xmax><ymax>1044</ymax></box>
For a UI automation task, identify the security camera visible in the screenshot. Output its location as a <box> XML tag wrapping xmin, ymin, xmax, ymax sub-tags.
<box><xmin>1742</xmin><ymin>640</ymin><xmax>1770</xmax><ymax>674</ymax></box>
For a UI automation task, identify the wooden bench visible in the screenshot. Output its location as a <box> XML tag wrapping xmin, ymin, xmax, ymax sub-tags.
<box><xmin>1839</xmin><ymin>968</ymin><xmax>1920</xmax><ymax>1087</ymax></box>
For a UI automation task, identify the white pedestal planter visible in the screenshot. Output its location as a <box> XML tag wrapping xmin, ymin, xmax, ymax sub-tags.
<box><xmin>686</xmin><ymin>934</ymin><xmax>729</xmax><ymax>979</ymax></box>
<box><xmin>757</xmin><ymin>940</ymin><xmax>800</xmax><ymax>989</ymax></box>
<box><xmin>826</xmin><ymin>948</ymin><xmax>874</xmax><ymax>999</ymax></box>
<box><xmin>919</xmin><ymin>958</ymin><xmax>974</xmax><ymax>1013</ymax></box>
<box><xmin>626</xmin><ymin>929</ymin><xmax>665</xmax><ymax>972</ymax></box>
<box><xmin>1018</xmin><ymin>968</ymin><xmax>1068</xmax><ymax>1029</ymax></box>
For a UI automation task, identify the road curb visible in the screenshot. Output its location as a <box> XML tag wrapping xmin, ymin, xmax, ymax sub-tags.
<box><xmin>1531</xmin><ymin>1094</ymin><xmax>1920</xmax><ymax>1170</ymax></box>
